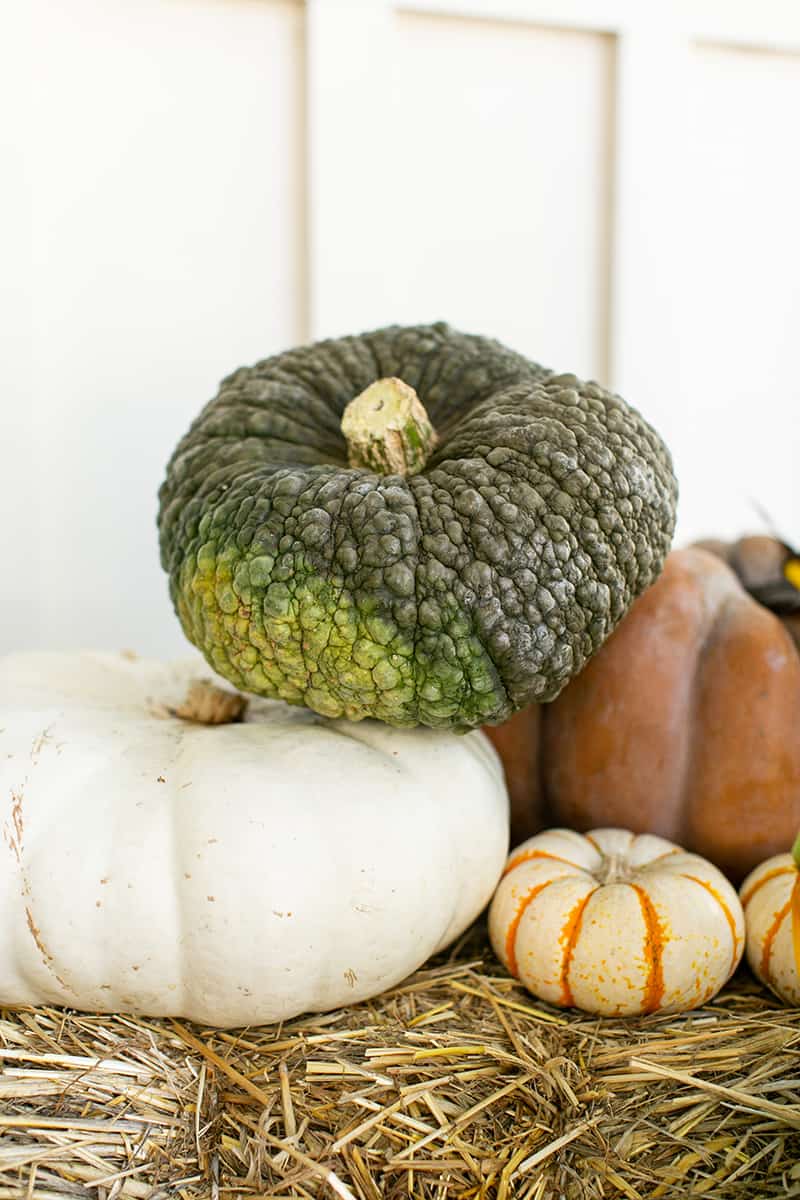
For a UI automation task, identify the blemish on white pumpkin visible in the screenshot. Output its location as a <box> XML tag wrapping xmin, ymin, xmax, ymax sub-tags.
<box><xmin>344</xmin><ymin>969</ymin><xmax>358</xmax><ymax>988</ymax></box>
<box><xmin>157</xmin><ymin>775</ymin><xmax>166</xmax><ymax>783</ymax></box>
<box><xmin>4</xmin><ymin>788</ymin><xmax>24</xmax><ymax>864</ymax></box>
<box><xmin>30</xmin><ymin>726</ymin><xmax>54</xmax><ymax>762</ymax></box>
<box><xmin>24</xmin><ymin>906</ymin><xmax>72</xmax><ymax>992</ymax></box>
<box><xmin>100</xmin><ymin>877</ymin><xmax>109</xmax><ymax>885</ymax></box>
<box><xmin>207</xmin><ymin>838</ymin><xmax>218</xmax><ymax>844</ymax></box>
<box><xmin>207</xmin><ymin>895</ymin><xmax>216</xmax><ymax>902</ymax></box>
<box><xmin>184</xmin><ymin>873</ymin><xmax>191</xmax><ymax>880</ymax></box>
<box><xmin>95</xmin><ymin>900</ymin><xmax>102</xmax><ymax>908</ymax></box>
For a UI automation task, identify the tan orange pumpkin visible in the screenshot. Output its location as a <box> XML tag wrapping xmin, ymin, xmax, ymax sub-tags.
<box><xmin>485</xmin><ymin>538</ymin><xmax>800</xmax><ymax>882</ymax></box>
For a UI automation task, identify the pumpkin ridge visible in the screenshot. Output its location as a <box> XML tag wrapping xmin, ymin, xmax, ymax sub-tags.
<box><xmin>630</xmin><ymin>884</ymin><xmax>666</xmax><ymax>1013</ymax></box>
<box><xmin>740</xmin><ymin>864</ymin><xmax>796</xmax><ymax>908</ymax></box>
<box><xmin>558</xmin><ymin>890</ymin><xmax>596</xmax><ymax>1007</ymax></box>
<box><xmin>505</xmin><ymin>880</ymin><xmax>553</xmax><ymax>978</ymax></box>
<box><xmin>167</xmin><ymin>725</ymin><xmax>193</xmax><ymax>1017</ymax></box>
<box><xmin>639</xmin><ymin>847</ymin><xmax>682</xmax><ymax>868</ymax></box>
<box><xmin>503</xmin><ymin>848</ymin><xmax>587</xmax><ymax>877</ymax></box>
<box><xmin>460</xmin><ymin>541</ymin><xmax>512</xmax><ymax>716</ymax></box>
<box><xmin>7</xmin><ymin>780</ymin><xmax>74</xmax><ymax>997</ymax></box>
<box><xmin>679</xmin><ymin>873</ymin><xmax>742</xmax><ymax>978</ymax></box>
<box><xmin>678</xmin><ymin>581</ymin><xmax>739</xmax><ymax>857</ymax></box>
<box><xmin>759</xmin><ymin>898</ymin><xmax>793</xmax><ymax>984</ymax></box>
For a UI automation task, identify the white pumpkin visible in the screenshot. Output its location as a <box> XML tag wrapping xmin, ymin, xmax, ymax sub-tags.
<box><xmin>488</xmin><ymin>827</ymin><xmax>744</xmax><ymax>1016</ymax></box>
<box><xmin>0</xmin><ymin>652</ymin><xmax>509</xmax><ymax>1028</ymax></box>
<box><xmin>740</xmin><ymin>851</ymin><xmax>800</xmax><ymax>1005</ymax></box>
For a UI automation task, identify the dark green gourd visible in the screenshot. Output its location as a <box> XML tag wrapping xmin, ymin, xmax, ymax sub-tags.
<box><xmin>159</xmin><ymin>323</ymin><xmax>677</xmax><ymax>729</ymax></box>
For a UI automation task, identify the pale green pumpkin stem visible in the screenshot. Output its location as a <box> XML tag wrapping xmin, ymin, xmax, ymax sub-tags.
<box><xmin>792</xmin><ymin>831</ymin><xmax>800</xmax><ymax>868</ymax></box>
<box><xmin>341</xmin><ymin>377</ymin><xmax>438</xmax><ymax>477</ymax></box>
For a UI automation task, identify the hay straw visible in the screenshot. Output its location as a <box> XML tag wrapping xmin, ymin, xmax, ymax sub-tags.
<box><xmin>1</xmin><ymin>923</ymin><xmax>798</xmax><ymax>1198</ymax></box>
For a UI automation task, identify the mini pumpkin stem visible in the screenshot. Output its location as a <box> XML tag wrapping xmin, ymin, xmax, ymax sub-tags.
<box><xmin>341</xmin><ymin>377</ymin><xmax>438</xmax><ymax>477</ymax></box>
<box><xmin>793</xmin><ymin>831</ymin><xmax>800</xmax><ymax>869</ymax></box>
<box><xmin>172</xmin><ymin>680</ymin><xmax>248</xmax><ymax>725</ymax></box>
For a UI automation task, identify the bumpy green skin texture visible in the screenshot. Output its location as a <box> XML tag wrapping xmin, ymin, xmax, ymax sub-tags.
<box><xmin>158</xmin><ymin>323</ymin><xmax>678</xmax><ymax>729</ymax></box>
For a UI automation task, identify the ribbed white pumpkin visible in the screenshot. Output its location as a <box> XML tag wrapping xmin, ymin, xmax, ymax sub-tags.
<box><xmin>489</xmin><ymin>828</ymin><xmax>744</xmax><ymax>1016</ymax></box>
<box><xmin>740</xmin><ymin>852</ymin><xmax>800</xmax><ymax>1006</ymax></box>
<box><xmin>0</xmin><ymin>652</ymin><xmax>509</xmax><ymax>1028</ymax></box>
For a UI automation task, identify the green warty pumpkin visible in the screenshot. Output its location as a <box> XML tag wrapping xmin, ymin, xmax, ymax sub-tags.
<box><xmin>158</xmin><ymin>323</ymin><xmax>677</xmax><ymax>728</ymax></box>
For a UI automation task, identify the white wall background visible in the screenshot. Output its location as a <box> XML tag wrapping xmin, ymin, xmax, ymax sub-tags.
<box><xmin>4</xmin><ymin>0</ymin><xmax>799</xmax><ymax>657</ymax></box>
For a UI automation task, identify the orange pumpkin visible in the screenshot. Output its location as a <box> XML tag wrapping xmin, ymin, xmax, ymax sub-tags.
<box><xmin>485</xmin><ymin>538</ymin><xmax>800</xmax><ymax>882</ymax></box>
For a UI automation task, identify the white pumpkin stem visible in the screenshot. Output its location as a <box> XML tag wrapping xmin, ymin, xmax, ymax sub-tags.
<box><xmin>341</xmin><ymin>377</ymin><xmax>438</xmax><ymax>477</ymax></box>
<box><xmin>172</xmin><ymin>680</ymin><xmax>248</xmax><ymax>725</ymax></box>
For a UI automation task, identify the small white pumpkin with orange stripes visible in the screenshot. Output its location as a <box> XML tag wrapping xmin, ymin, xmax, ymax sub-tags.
<box><xmin>739</xmin><ymin>836</ymin><xmax>800</xmax><ymax>1006</ymax></box>
<box><xmin>489</xmin><ymin>827</ymin><xmax>744</xmax><ymax>1016</ymax></box>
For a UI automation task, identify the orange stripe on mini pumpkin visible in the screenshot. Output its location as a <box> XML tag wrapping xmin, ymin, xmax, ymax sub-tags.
<box><xmin>641</xmin><ymin>847</ymin><xmax>682</xmax><ymax>866</ymax></box>
<box><xmin>558</xmin><ymin>890</ymin><xmax>596</xmax><ymax>1008</ymax></box>
<box><xmin>791</xmin><ymin>873</ymin><xmax>800</xmax><ymax>979</ymax></box>
<box><xmin>503</xmin><ymin>848</ymin><xmax>587</xmax><ymax>877</ymax></box>
<box><xmin>680</xmin><ymin>874</ymin><xmax>742</xmax><ymax>978</ymax></box>
<box><xmin>759</xmin><ymin>898</ymin><xmax>792</xmax><ymax>983</ymax></box>
<box><xmin>505</xmin><ymin>880</ymin><xmax>553</xmax><ymax>978</ymax></box>
<box><xmin>630</xmin><ymin>884</ymin><xmax>666</xmax><ymax>1013</ymax></box>
<box><xmin>740</xmin><ymin>864</ymin><xmax>795</xmax><ymax>909</ymax></box>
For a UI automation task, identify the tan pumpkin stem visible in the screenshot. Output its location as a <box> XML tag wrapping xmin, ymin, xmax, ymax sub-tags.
<box><xmin>172</xmin><ymin>680</ymin><xmax>248</xmax><ymax>725</ymax></box>
<box><xmin>341</xmin><ymin>377</ymin><xmax>438</xmax><ymax>477</ymax></box>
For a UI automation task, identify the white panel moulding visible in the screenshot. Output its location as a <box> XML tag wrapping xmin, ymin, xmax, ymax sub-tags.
<box><xmin>608</xmin><ymin>26</ymin><xmax>690</xmax><ymax>403</ymax></box>
<box><xmin>306</xmin><ymin>0</ymin><xmax>395</xmax><ymax>340</ymax></box>
<box><xmin>385</xmin><ymin>11</ymin><xmax>615</xmax><ymax>384</ymax></box>
<box><xmin>674</xmin><ymin>0</ymin><xmax>800</xmax><ymax>52</ymax></box>
<box><xmin>394</xmin><ymin>0</ymin><xmax>635</xmax><ymax>34</ymax></box>
<box><xmin>396</xmin><ymin>0</ymin><xmax>800</xmax><ymax>49</ymax></box>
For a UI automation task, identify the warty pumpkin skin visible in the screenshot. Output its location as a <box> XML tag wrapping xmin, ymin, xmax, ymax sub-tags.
<box><xmin>158</xmin><ymin>322</ymin><xmax>677</xmax><ymax>729</ymax></box>
<box><xmin>0</xmin><ymin>652</ymin><xmax>508</xmax><ymax>1028</ymax></box>
<box><xmin>485</xmin><ymin>546</ymin><xmax>800</xmax><ymax>882</ymax></box>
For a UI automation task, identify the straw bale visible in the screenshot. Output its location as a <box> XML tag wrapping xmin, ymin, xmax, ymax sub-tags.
<box><xmin>1</xmin><ymin>924</ymin><xmax>798</xmax><ymax>1198</ymax></box>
